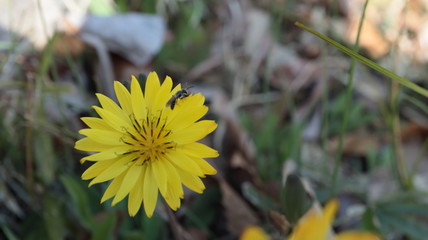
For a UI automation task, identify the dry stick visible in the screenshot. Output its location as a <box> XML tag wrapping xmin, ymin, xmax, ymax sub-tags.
<box><xmin>163</xmin><ymin>201</ymin><xmax>185</xmax><ymax>240</ymax></box>
<box><xmin>79</xmin><ymin>33</ymin><xmax>115</xmax><ymax>99</ymax></box>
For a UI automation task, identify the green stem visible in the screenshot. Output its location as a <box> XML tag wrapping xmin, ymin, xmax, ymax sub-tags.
<box><xmin>294</xmin><ymin>22</ymin><xmax>428</xmax><ymax>98</ymax></box>
<box><xmin>390</xmin><ymin>90</ymin><xmax>409</xmax><ymax>189</ymax></box>
<box><xmin>389</xmin><ymin>4</ymin><xmax>410</xmax><ymax>190</ymax></box>
<box><xmin>331</xmin><ymin>0</ymin><xmax>369</xmax><ymax>196</ymax></box>
<box><xmin>25</xmin><ymin>77</ymin><xmax>35</xmax><ymax>195</ymax></box>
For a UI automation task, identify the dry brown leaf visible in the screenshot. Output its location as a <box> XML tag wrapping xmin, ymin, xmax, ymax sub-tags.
<box><xmin>53</xmin><ymin>34</ymin><xmax>86</xmax><ymax>57</ymax></box>
<box><xmin>328</xmin><ymin>131</ymin><xmax>381</xmax><ymax>157</ymax></box>
<box><xmin>400</xmin><ymin>122</ymin><xmax>428</xmax><ymax>142</ymax></box>
<box><xmin>157</xmin><ymin>203</ymin><xmax>195</xmax><ymax>240</ymax></box>
<box><xmin>185</xmin><ymin>54</ymin><xmax>223</xmax><ymax>82</ymax></box>
<box><xmin>230</xmin><ymin>151</ymin><xmax>260</xmax><ymax>186</ymax></box>
<box><xmin>218</xmin><ymin>177</ymin><xmax>259</xmax><ymax>236</ymax></box>
<box><xmin>268</xmin><ymin>210</ymin><xmax>290</xmax><ymax>233</ymax></box>
<box><xmin>399</xmin><ymin>122</ymin><xmax>428</xmax><ymax>187</ymax></box>
<box><xmin>210</xmin><ymin>87</ymin><xmax>257</xmax><ymax>165</ymax></box>
<box><xmin>186</xmin><ymin>229</ymin><xmax>208</xmax><ymax>240</ymax></box>
<box><xmin>347</xmin><ymin>17</ymin><xmax>390</xmax><ymax>58</ymax></box>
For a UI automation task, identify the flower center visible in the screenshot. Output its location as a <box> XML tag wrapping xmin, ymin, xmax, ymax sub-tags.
<box><xmin>124</xmin><ymin>112</ymin><xmax>174</xmax><ymax>164</ymax></box>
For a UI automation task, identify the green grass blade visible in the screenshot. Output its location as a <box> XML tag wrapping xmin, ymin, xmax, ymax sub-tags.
<box><xmin>331</xmin><ymin>0</ymin><xmax>368</xmax><ymax>196</ymax></box>
<box><xmin>295</xmin><ymin>22</ymin><xmax>428</xmax><ymax>98</ymax></box>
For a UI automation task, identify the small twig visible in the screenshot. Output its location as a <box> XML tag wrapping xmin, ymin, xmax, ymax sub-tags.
<box><xmin>79</xmin><ymin>32</ymin><xmax>115</xmax><ymax>98</ymax></box>
<box><xmin>162</xmin><ymin>201</ymin><xmax>185</xmax><ymax>240</ymax></box>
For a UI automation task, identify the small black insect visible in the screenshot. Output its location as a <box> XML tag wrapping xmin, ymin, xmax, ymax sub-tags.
<box><xmin>167</xmin><ymin>88</ymin><xmax>191</xmax><ymax>109</ymax></box>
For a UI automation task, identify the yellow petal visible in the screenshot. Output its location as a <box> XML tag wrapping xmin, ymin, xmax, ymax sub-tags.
<box><xmin>92</xmin><ymin>106</ymin><xmax>134</xmax><ymax>133</ymax></box>
<box><xmin>152</xmin><ymin>75</ymin><xmax>173</xmax><ymax>113</ymax></box>
<box><xmin>166</xmin><ymin>151</ymin><xmax>204</xmax><ymax>177</ymax></box>
<box><xmin>144</xmin><ymin>72</ymin><xmax>161</xmax><ymax>112</ymax></box>
<box><xmin>172</xmin><ymin>120</ymin><xmax>217</xmax><ymax>144</ymax></box>
<box><xmin>143</xmin><ymin>164</ymin><xmax>159</xmax><ymax>217</ymax></box>
<box><xmin>287</xmin><ymin>199</ymin><xmax>339</xmax><ymax>240</ymax></box>
<box><xmin>162</xmin><ymin>83</ymin><xmax>182</xmax><ymax>119</ymax></box>
<box><xmin>177</xmin><ymin>169</ymin><xmax>205</xmax><ymax>193</ymax></box>
<box><xmin>130</xmin><ymin>75</ymin><xmax>147</xmax><ymax>124</ymax></box>
<box><xmin>88</xmin><ymin>154</ymin><xmax>134</xmax><ymax>186</ymax></box>
<box><xmin>75</xmin><ymin>137</ymin><xmax>111</xmax><ymax>152</ymax></box>
<box><xmin>189</xmin><ymin>156</ymin><xmax>217</xmax><ymax>175</ymax></box>
<box><xmin>177</xmin><ymin>142</ymin><xmax>219</xmax><ymax>158</ymax></box>
<box><xmin>163</xmin><ymin>161</ymin><xmax>183</xmax><ymax>211</ymax></box>
<box><xmin>173</xmin><ymin>92</ymin><xmax>205</xmax><ymax>110</ymax></box>
<box><xmin>114</xmin><ymin>81</ymin><xmax>133</xmax><ymax>115</ymax></box>
<box><xmin>324</xmin><ymin>199</ymin><xmax>339</xmax><ymax>224</ymax></box>
<box><xmin>168</xmin><ymin>104</ymin><xmax>208</xmax><ymax>131</ymax></box>
<box><xmin>334</xmin><ymin>231</ymin><xmax>382</xmax><ymax>240</ymax></box>
<box><xmin>82</xmin><ymin>145</ymin><xmax>135</xmax><ymax>162</ymax></box>
<box><xmin>166</xmin><ymin>93</ymin><xmax>206</xmax><ymax>129</ymax></box>
<box><xmin>163</xmin><ymin>160</ymin><xmax>183</xmax><ymax>196</ymax></box>
<box><xmin>112</xmin><ymin>164</ymin><xmax>143</xmax><ymax>205</ymax></box>
<box><xmin>95</xmin><ymin>93</ymin><xmax>129</xmax><ymax>122</ymax></box>
<box><xmin>162</xmin><ymin>160</ymin><xmax>184</xmax><ymax>210</ymax></box>
<box><xmin>78</xmin><ymin>129</ymin><xmax>124</xmax><ymax>145</ymax></box>
<box><xmin>170</xmin><ymin>83</ymin><xmax>182</xmax><ymax>97</ymax></box>
<box><xmin>128</xmin><ymin>165</ymin><xmax>146</xmax><ymax>216</ymax></box>
<box><xmin>240</xmin><ymin>226</ymin><xmax>270</xmax><ymax>240</ymax></box>
<box><xmin>81</xmin><ymin>159</ymin><xmax>117</xmax><ymax>180</ymax></box>
<box><xmin>81</xmin><ymin>117</ymin><xmax>112</xmax><ymax>130</ymax></box>
<box><xmin>164</xmin><ymin>186</ymin><xmax>181</xmax><ymax>211</ymax></box>
<box><xmin>152</xmin><ymin>160</ymin><xmax>168</xmax><ymax>196</ymax></box>
<box><xmin>100</xmin><ymin>171</ymin><xmax>126</xmax><ymax>203</ymax></box>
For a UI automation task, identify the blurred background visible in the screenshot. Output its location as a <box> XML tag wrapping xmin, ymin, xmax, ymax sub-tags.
<box><xmin>1</xmin><ymin>0</ymin><xmax>428</xmax><ymax>239</ymax></box>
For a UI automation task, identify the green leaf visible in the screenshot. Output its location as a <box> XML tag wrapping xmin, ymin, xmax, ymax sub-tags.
<box><xmin>38</xmin><ymin>33</ymin><xmax>58</xmax><ymax>79</ymax></box>
<box><xmin>0</xmin><ymin>222</ymin><xmax>19</xmax><ymax>240</ymax></box>
<box><xmin>142</xmin><ymin>214</ymin><xmax>164</xmax><ymax>240</ymax></box>
<box><xmin>242</xmin><ymin>182</ymin><xmax>276</xmax><ymax>212</ymax></box>
<box><xmin>375</xmin><ymin>209</ymin><xmax>428</xmax><ymax>239</ymax></box>
<box><xmin>378</xmin><ymin>202</ymin><xmax>428</xmax><ymax>216</ymax></box>
<box><xmin>60</xmin><ymin>175</ymin><xmax>93</xmax><ymax>228</ymax></box>
<box><xmin>184</xmin><ymin>187</ymin><xmax>221</xmax><ymax>230</ymax></box>
<box><xmin>91</xmin><ymin>212</ymin><xmax>116</xmax><ymax>240</ymax></box>
<box><xmin>43</xmin><ymin>194</ymin><xmax>66</xmax><ymax>240</ymax></box>
<box><xmin>375</xmin><ymin>202</ymin><xmax>428</xmax><ymax>239</ymax></box>
<box><xmin>361</xmin><ymin>207</ymin><xmax>381</xmax><ymax>234</ymax></box>
<box><xmin>326</xmin><ymin>92</ymin><xmax>376</xmax><ymax>135</ymax></box>
<box><xmin>21</xmin><ymin>212</ymin><xmax>48</xmax><ymax>240</ymax></box>
<box><xmin>295</xmin><ymin>22</ymin><xmax>428</xmax><ymax>98</ymax></box>
<box><xmin>281</xmin><ymin>174</ymin><xmax>312</xmax><ymax>225</ymax></box>
<box><xmin>89</xmin><ymin>0</ymin><xmax>116</xmax><ymax>15</ymax></box>
<box><xmin>34</xmin><ymin>131</ymin><xmax>56</xmax><ymax>185</ymax></box>
<box><xmin>404</xmin><ymin>95</ymin><xmax>428</xmax><ymax>115</ymax></box>
<box><xmin>121</xmin><ymin>231</ymin><xmax>146</xmax><ymax>240</ymax></box>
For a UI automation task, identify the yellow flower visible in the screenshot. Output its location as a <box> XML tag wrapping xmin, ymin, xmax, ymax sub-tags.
<box><xmin>240</xmin><ymin>226</ymin><xmax>271</xmax><ymax>240</ymax></box>
<box><xmin>75</xmin><ymin>72</ymin><xmax>218</xmax><ymax>217</ymax></box>
<box><xmin>287</xmin><ymin>199</ymin><xmax>381</xmax><ymax>240</ymax></box>
<box><xmin>335</xmin><ymin>231</ymin><xmax>382</xmax><ymax>240</ymax></box>
<box><xmin>287</xmin><ymin>199</ymin><xmax>338</xmax><ymax>240</ymax></box>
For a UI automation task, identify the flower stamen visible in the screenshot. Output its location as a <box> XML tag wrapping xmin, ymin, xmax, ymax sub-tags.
<box><xmin>120</xmin><ymin>112</ymin><xmax>176</xmax><ymax>165</ymax></box>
